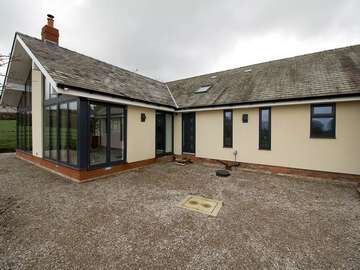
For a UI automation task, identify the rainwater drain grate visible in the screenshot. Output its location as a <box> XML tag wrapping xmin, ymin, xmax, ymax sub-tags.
<box><xmin>177</xmin><ymin>195</ymin><xmax>223</xmax><ymax>216</ymax></box>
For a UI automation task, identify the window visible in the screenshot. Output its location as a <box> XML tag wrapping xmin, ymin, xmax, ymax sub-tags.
<box><xmin>58</xmin><ymin>101</ymin><xmax>78</xmax><ymax>165</ymax></box>
<box><xmin>89</xmin><ymin>103</ymin><xmax>107</xmax><ymax>165</ymax></box>
<box><xmin>68</xmin><ymin>102</ymin><xmax>78</xmax><ymax>165</ymax></box>
<box><xmin>194</xmin><ymin>85</ymin><xmax>211</xmax><ymax>93</ymax></box>
<box><xmin>259</xmin><ymin>107</ymin><xmax>271</xmax><ymax>150</ymax></box>
<box><xmin>59</xmin><ymin>103</ymin><xmax>68</xmax><ymax>162</ymax></box>
<box><xmin>44</xmin><ymin>81</ymin><xmax>57</xmax><ymax>100</ymax></box>
<box><xmin>43</xmin><ymin>100</ymin><xmax>78</xmax><ymax>166</ymax></box>
<box><xmin>110</xmin><ymin>106</ymin><xmax>125</xmax><ymax>162</ymax></box>
<box><xmin>223</xmin><ymin>110</ymin><xmax>233</xmax><ymax>148</ymax></box>
<box><xmin>17</xmin><ymin>72</ymin><xmax>32</xmax><ymax>152</ymax></box>
<box><xmin>310</xmin><ymin>104</ymin><xmax>336</xmax><ymax>138</ymax></box>
<box><xmin>49</xmin><ymin>105</ymin><xmax>58</xmax><ymax>160</ymax></box>
<box><xmin>89</xmin><ymin>102</ymin><xmax>126</xmax><ymax>167</ymax></box>
<box><xmin>44</xmin><ymin>106</ymin><xmax>51</xmax><ymax>158</ymax></box>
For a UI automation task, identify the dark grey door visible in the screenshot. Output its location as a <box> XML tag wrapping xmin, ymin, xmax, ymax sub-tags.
<box><xmin>156</xmin><ymin>111</ymin><xmax>166</xmax><ymax>155</ymax></box>
<box><xmin>182</xmin><ymin>112</ymin><xmax>195</xmax><ymax>154</ymax></box>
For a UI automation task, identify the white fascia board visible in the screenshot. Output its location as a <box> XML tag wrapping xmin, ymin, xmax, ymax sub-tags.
<box><xmin>57</xmin><ymin>87</ymin><xmax>175</xmax><ymax>112</ymax></box>
<box><xmin>16</xmin><ymin>35</ymin><xmax>58</xmax><ymax>91</ymax></box>
<box><xmin>178</xmin><ymin>96</ymin><xmax>360</xmax><ymax>112</ymax></box>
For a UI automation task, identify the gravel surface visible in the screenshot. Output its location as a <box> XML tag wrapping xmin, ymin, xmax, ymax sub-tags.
<box><xmin>0</xmin><ymin>153</ymin><xmax>359</xmax><ymax>269</ymax></box>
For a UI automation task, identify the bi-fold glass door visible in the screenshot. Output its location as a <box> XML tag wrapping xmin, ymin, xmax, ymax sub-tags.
<box><xmin>89</xmin><ymin>102</ymin><xmax>126</xmax><ymax>168</ymax></box>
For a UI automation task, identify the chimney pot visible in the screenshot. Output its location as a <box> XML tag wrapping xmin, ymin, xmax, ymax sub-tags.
<box><xmin>42</xmin><ymin>14</ymin><xmax>59</xmax><ymax>44</ymax></box>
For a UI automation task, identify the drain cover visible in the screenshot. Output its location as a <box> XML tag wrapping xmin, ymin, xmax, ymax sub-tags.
<box><xmin>177</xmin><ymin>195</ymin><xmax>223</xmax><ymax>216</ymax></box>
<box><xmin>216</xmin><ymin>169</ymin><xmax>230</xmax><ymax>177</ymax></box>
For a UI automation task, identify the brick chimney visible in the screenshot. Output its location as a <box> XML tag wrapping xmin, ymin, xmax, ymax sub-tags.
<box><xmin>41</xmin><ymin>14</ymin><xmax>59</xmax><ymax>44</ymax></box>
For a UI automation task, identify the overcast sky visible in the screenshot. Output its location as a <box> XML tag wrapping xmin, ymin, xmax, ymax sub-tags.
<box><xmin>1</xmin><ymin>0</ymin><xmax>360</xmax><ymax>84</ymax></box>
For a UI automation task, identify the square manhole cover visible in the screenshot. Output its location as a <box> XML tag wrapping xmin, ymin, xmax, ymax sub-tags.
<box><xmin>177</xmin><ymin>195</ymin><xmax>223</xmax><ymax>216</ymax></box>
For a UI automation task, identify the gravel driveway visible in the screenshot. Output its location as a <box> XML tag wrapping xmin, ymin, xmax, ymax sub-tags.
<box><xmin>0</xmin><ymin>153</ymin><xmax>359</xmax><ymax>269</ymax></box>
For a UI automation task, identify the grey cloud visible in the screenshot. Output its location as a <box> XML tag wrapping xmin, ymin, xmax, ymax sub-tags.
<box><xmin>1</xmin><ymin>0</ymin><xmax>360</xmax><ymax>83</ymax></box>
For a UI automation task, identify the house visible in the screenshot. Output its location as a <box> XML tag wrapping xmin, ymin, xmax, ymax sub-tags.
<box><xmin>1</xmin><ymin>15</ymin><xmax>359</xmax><ymax>182</ymax></box>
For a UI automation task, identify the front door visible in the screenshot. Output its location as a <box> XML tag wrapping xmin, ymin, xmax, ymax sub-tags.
<box><xmin>156</xmin><ymin>112</ymin><xmax>166</xmax><ymax>155</ymax></box>
<box><xmin>182</xmin><ymin>112</ymin><xmax>195</xmax><ymax>154</ymax></box>
<box><xmin>156</xmin><ymin>111</ymin><xmax>173</xmax><ymax>156</ymax></box>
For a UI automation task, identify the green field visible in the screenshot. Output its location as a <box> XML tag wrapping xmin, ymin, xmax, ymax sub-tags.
<box><xmin>0</xmin><ymin>120</ymin><xmax>16</xmax><ymax>152</ymax></box>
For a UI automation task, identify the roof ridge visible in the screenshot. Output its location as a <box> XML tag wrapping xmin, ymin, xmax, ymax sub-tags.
<box><xmin>167</xmin><ymin>43</ymin><xmax>360</xmax><ymax>83</ymax></box>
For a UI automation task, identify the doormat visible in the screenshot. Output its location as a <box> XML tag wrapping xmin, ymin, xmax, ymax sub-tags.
<box><xmin>177</xmin><ymin>195</ymin><xmax>223</xmax><ymax>216</ymax></box>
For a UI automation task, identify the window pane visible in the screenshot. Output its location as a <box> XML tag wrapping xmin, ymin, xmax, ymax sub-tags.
<box><xmin>313</xmin><ymin>105</ymin><xmax>333</xmax><ymax>115</ymax></box>
<box><xmin>110</xmin><ymin>106</ymin><xmax>124</xmax><ymax>162</ymax></box>
<box><xmin>45</xmin><ymin>82</ymin><xmax>50</xmax><ymax>100</ymax></box>
<box><xmin>50</xmin><ymin>105</ymin><xmax>58</xmax><ymax>160</ymax></box>
<box><xmin>18</xmin><ymin>112</ymin><xmax>23</xmax><ymax>149</ymax></box>
<box><xmin>311</xmin><ymin>117</ymin><xmax>335</xmax><ymax>137</ymax></box>
<box><xmin>68</xmin><ymin>102</ymin><xmax>78</xmax><ymax>165</ymax></box>
<box><xmin>224</xmin><ymin>110</ymin><xmax>233</xmax><ymax>147</ymax></box>
<box><xmin>59</xmin><ymin>103</ymin><xmax>68</xmax><ymax>163</ymax></box>
<box><xmin>259</xmin><ymin>108</ymin><xmax>271</xmax><ymax>149</ymax></box>
<box><xmin>90</xmin><ymin>103</ymin><xmax>107</xmax><ymax>165</ymax></box>
<box><xmin>50</xmin><ymin>86</ymin><xmax>57</xmax><ymax>99</ymax></box>
<box><xmin>27</xmin><ymin>112</ymin><xmax>32</xmax><ymax>151</ymax></box>
<box><xmin>165</xmin><ymin>114</ymin><xmax>173</xmax><ymax>153</ymax></box>
<box><xmin>44</xmin><ymin>106</ymin><xmax>50</xmax><ymax>158</ymax></box>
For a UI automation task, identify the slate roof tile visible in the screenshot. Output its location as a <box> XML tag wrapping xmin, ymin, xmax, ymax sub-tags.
<box><xmin>167</xmin><ymin>45</ymin><xmax>360</xmax><ymax>108</ymax></box>
<box><xmin>18</xmin><ymin>33</ymin><xmax>175</xmax><ymax>107</ymax></box>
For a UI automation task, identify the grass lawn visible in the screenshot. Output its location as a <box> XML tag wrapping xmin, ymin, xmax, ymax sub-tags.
<box><xmin>0</xmin><ymin>120</ymin><xmax>16</xmax><ymax>152</ymax></box>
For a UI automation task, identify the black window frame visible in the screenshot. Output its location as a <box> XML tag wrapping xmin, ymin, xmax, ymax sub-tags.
<box><xmin>42</xmin><ymin>76</ymin><xmax>80</xmax><ymax>168</ymax></box>
<box><xmin>223</xmin><ymin>109</ymin><xmax>233</xmax><ymax>148</ymax></box>
<box><xmin>259</xmin><ymin>107</ymin><xmax>271</xmax><ymax>150</ymax></box>
<box><xmin>310</xmin><ymin>103</ymin><xmax>336</xmax><ymax>139</ymax></box>
<box><xmin>87</xmin><ymin>101</ymin><xmax>127</xmax><ymax>170</ymax></box>
<box><xmin>17</xmin><ymin>71</ymin><xmax>32</xmax><ymax>152</ymax></box>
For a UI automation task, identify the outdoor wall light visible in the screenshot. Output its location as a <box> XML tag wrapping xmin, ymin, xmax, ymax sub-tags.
<box><xmin>242</xmin><ymin>114</ymin><xmax>248</xmax><ymax>123</ymax></box>
<box><xmin>141</xmin><ymin>113</ymin><xmax>146</xmax><ymax>122</ymax></box>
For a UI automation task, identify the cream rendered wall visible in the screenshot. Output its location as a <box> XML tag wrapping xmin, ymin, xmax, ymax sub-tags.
<box><xmin>126</xmin><ymin>106</ymin><xmax>155</xmax><ymax>162</ymax></box>
<box><xmin>31</xmin><ymin>67</ymin><xmax>43</xmax><ymax>158</ymax></box>
<box><xmin>174</xmin><ymin>113</ymin><xmax>182</xmax><ymax>155</ymax></box>
<box><xmin>195</xmin><ymin>101</ymin><xmax>360</xmax><ymax>175</ymax></box>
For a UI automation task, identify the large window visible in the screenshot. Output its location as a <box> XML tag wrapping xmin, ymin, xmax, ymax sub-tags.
<box><xmin>310</xmin><ymin>104</ymin><xmax>336</xmax><ymax>138</ymax></box>
<box><xmin>49</xmin><ymin>105</ymin><xmax>58</xmax><ymax>160</ymax></box>
<box><xmin>223</xmin><ymin>110</ymin><xmax>233</xmax><ymax>148</ymax></box>
<box><xmin>43</xmin><ymin>100</ymin><xmax>78</xmax><ymax>166</ymax></box>
<box><xmin>59</xmin><ymin>101</ymin><xmax>78</xmax><ymax>165</ymax></box>
<box><xmin>259</xmin><ymin>107</ymin><xmax>271</xmax><ymax>150</ymax></box>
<box><xmin>89</xmin><ymin>103</ymin><xmax>107</xmax><ymax>165</ymax></box>
<box><xmin>17</xmin><ymin>72</ymin><xmax>32</xmax><ymax>152</ymax></box>
<box><xmin>89</xmin><ymin>102</ymin><xmax>125</xmax><ymax>167</ymax></box>
<box><xmin>110</xmin><ymin>107</ymin><xmax>125</xmax><ymax>162</ymax></box>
